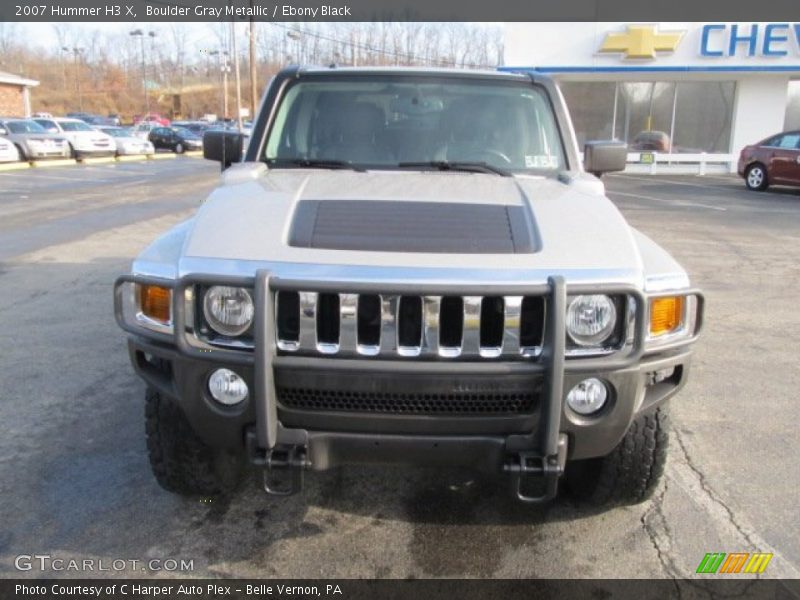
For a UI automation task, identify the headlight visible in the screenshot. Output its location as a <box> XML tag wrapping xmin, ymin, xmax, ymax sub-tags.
<box><xmin>566</xmin><ymin>294</ymin><xmax>617</xmax><ymax>346</ymax></box>
<box><xmin>203</xmin><ymin>286</ymin><xmax>254</xmax><ymax>336</ymax></box>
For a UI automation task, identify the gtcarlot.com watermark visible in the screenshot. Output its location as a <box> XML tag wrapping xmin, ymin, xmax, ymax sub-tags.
<box><xmin>15</xmin><ymin>554</ymin><xmax>194</xmax><ymax>573</ymax></box>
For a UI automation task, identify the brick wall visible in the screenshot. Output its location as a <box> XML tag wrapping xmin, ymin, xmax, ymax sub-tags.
<box><xmin>0</xmin><ymin>84</ymin><xmax>25</xmax><ymax>117</ymax></box>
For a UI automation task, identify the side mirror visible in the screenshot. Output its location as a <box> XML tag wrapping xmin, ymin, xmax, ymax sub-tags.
<box><xmin>203</xmin><ymin>130</ymin><xmax>244</xmax><ymax>170</ymax></box>
<box><xmin>0</xmin><ymin>127</ymin><xmax>7</xmax><ymax>135</ymax></box>
<box><xmin>583</xmin><ymin>141</ymin><xmax>627</xmax><ymax>177</ymax></box>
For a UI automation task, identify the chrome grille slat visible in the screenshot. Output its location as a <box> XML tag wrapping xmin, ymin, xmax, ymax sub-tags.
<box><xmin>422</xmin><ymin>296</ymin><xmax>441</xmax><ymax>357</ymax></box>
<box><xmin>298</xmin><ymin>291</ymin><xmax>318</xmax><ymax>351</ymax></box>
<box><xmin>379</xmin><ymin>295</ymin><xmax>399</xmax><ymax>354</ymax></box>
<box><xmin>461</xmin><ymin>296</ymin><xmax>482</xmax><ymax>357</ymax></box>
<box><xmin>502</xmin><ymin>296</ymin><xmax>523</xmax><ymax>356</ymax></box>
<box><xmin>339</xmin><ymin>293</ymin><xmax>358</xmax><ymax>354</ymax></box>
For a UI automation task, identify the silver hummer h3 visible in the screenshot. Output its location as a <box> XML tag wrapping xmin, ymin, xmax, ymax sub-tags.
<box><xmin>115</xmin><ymin>67</ymin><xmax>703</xmax><ymax>505</ymax></box>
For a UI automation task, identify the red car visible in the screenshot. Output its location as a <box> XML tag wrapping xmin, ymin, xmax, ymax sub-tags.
<box><xmin>133</xmin><ymin>113</ymin><xmax>171</xmax><ymax>127</ymax></box>
<box><xmin>738</xmin><ymin>131</ymin><xmax>800</xmax><ymax>191</ymax></box>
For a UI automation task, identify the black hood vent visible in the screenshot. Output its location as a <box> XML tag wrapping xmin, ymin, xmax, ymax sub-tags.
<box><xmin>288</xmin><ymin>199</ymin><xmax>536</xmax><ymax>254</ymax></box>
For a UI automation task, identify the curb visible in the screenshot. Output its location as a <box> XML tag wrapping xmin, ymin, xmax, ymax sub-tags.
<box><xmin>79</xmin><ymin>156</ymin><xmax>118</xmax><ymax>165</ymax></box>
<box><xmin>31</xmin><ymin>159</ymin><xmax>77</xmax><ymax>168</ymax></box>
<box><xmin>147</xmin><ymin>153</ymin><xmax>178</xmax><ymax>160</ymax></box>
<box><xmin>115</xmin><ymin>155</ymin><xmax>150</xmax><ymax>163</ymax></box>
<box><xmin>0</xmin><ymin>161</ymin><xmax>31</xmax><ymax>171</ymax></box>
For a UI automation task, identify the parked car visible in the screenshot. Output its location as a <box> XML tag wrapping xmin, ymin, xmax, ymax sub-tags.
<box><xmin>133</xmin><ymin>113</ymin><xmax>170</xmax><ymax>126</ymax></box>
<box><xmin>31</xmin><ymin>111</ymin><xmax>53</xmax><ymax>119</ymax></box>
<box><xmin>738</xmin><ymin>130</ymin><xmax>800</xmax><ymax>191</ymax></box>
<box><xmin>115</xmin><ymin>67</ymin><xmax>704</xmax><ymax>507</ymax></box>
<box><xmin>0</xmin><ymin>134</ymin><xmax>21</xmax><ymax>162</ymax></box>
<box><xmin>107</xmin><ymin>113</ymin><xmax>122</xmax><ymax>126</ymax></box>
<box><xmin>631</xmin><ymin>130</ymin><xmax>671</xmax><ymax>153</ymax></box>
<box><xmin>171</xmin><ymin>120</ymin><xmax>213</xmax><ymax>136</ymax></box>
<box><xmin>98</xmin><ymin>126</ymin><xmax>155</xmax><ymax>156</ymax></box>
<box><xmin>0</xmin><ymin>118</ymin><xmax>70</xmax><ymax>160</ymax></box>
<box><xmin>148</xmin><ymin>126</ymin><xmax>202</xmax><ymax>153</ymax></box>
<box><xmin>130</xmin><ymin>121</ymin><xmax>159</xmax><ymax>140</ymax></box>
<box><xmin>82</xmin><ymin>115</ymin><xmax>117</xmax><ymax>127</ymax></box>
<box><xmin>32</xmin><ymin>117</ymin><xmax>115</xmax><ymax>158</ymax></box>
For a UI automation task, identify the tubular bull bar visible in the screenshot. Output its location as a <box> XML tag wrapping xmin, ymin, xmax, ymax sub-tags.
<box><xmin>114</xmin><ymin>269</ymin><xmax>673</xmax><ymax>503</ymax></box>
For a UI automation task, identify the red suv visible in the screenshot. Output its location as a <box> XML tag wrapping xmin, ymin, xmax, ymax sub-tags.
<box><xmin>738</xmin><ymin>131</ymin><xmax>800</xmax><ymax>191</ymax></box>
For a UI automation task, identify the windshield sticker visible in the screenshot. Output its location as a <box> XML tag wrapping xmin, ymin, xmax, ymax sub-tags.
<box><xmin>525</xmin><ymin>155</ymin><xmax>559</xmax><ymax>169</ymax></box>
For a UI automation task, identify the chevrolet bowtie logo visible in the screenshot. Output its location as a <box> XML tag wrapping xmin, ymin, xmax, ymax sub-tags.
<box><xmin>599</xmin><ymin>25</ymin><xmax>685</xmax><ymax>59</ymax></box>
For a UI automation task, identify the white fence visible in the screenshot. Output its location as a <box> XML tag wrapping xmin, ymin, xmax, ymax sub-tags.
<box><xmin>623</xmin><ymin>152</ymin><xmax>735</xmax><ymax>175</ymax></box>
<box><xmin>578</xmin><ymin>151</ymin><xmax>735</xmax><ymax>175</ymax></box>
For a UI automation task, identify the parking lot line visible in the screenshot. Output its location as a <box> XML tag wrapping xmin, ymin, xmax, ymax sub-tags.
<box><xmin>608</xmin><ymin>189</ymin><xmax>727</xmax><ymax>211</ymax></box>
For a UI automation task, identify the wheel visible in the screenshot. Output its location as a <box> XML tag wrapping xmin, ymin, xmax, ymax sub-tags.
<box><xmin>745</xmin><ymin>163</ymin><xmax>768</xmax><ymax>191</ymax></box>
<box><xmin>175</xmin><ymin>142</ymin><xmax>184</xmax><ymax>154</ymax></box>
<box><xmin>14</xmin><ymin>144</ymin><xmax>25</xmax><ymax>161</ymax></box>
<box><xmin>564</xmin><ymin>405</ymin><xmax>669</xmax><ymax>507</ymax></box>
<box><xmin>145</xmin><ymin>387</ymin><xmax>243</xmax><ymax>496</ymax></box>
<box><xmin>68</xmin><ymin>143</ymin><xmax>77</xmax><ymax>159</ymax></box>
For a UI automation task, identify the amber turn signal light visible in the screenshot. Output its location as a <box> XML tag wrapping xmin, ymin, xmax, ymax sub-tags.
<box><xmin>139</xmin><ymin>284</ymin><xmax>171</xmax><ymax>324</ymax></box>
<box><xmin>649</xmin><ymin>296</ymin><xmax>683</xmax><ymax>336</ymax></box>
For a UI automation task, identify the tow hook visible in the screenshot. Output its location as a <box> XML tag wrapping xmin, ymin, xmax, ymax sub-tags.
<box><xmin>504</xmin><ymin>434</ymin><xmax>568</xmax><ymax>503</ymax></box>
<box><xmin>262</xmin><ymin>446</ymin><xmax>309</xmax><ymax>496</ymax></box>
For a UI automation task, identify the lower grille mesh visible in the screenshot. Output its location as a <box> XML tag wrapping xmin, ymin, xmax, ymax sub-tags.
<box><xmin>278</xmin><ymin>387</ymin><xmax>536</xmax><ymax>415</ymax></box>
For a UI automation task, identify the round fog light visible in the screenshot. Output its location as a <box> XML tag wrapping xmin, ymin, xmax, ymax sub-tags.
<box><xmin>566</xmin><ymin>378</ymin><xmax>608</xmax><ymax>415</ymax></box>
<box><xmin>208</xmin><ymin>368</ymin><xmax>248</xmax><ymax>406</ymax></box>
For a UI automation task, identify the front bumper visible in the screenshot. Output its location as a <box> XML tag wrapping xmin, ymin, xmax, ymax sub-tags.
<box><xmin>116</xmin><ymin>271</ymin><xmax>703</xmax><ymax>501</ymax></box>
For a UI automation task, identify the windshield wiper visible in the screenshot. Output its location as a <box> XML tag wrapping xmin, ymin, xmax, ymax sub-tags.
<box><xmin>397</xmin><ymin>161</ymin><xmax>511</xmax><ymax>177</ymax></box>
<box><xmin>268</xmin><ymin>158</ymin><xmax>365</xmax><ymax>172</ymax></box>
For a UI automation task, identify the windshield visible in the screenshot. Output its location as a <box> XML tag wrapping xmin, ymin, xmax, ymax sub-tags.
<box><xmin>60</xmin><ymin>121</ymin><xmax>94</xmax><ymax>132</ymax></box>
<box><xmin>173</xmin><ymin>127</ymin><xmax>199</xmax><ymax>138</ymax></box>
<box><xmin>101</xmin><ymin>128</ymin><xmax>132</xmax><ymax>138</ymax></box>
<box><xmin>6</xmin><ymin>120</ymin><xmax>47</xmax><ymax>134</ymax></box>
<box><xmin>264</xmin><ymin>77</ymin><xmax>566</xmax><ymax>173</ymax></box>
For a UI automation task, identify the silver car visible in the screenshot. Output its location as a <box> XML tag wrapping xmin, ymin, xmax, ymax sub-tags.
<box><xmin>0</xmin><ymin>119</ymin><xmax>70</xmax><ymax>160</ymax></box>
<box><xmin>99</xmin><ymin>126</ymin><xmax>154</xmax><ymax>156</ymax></box>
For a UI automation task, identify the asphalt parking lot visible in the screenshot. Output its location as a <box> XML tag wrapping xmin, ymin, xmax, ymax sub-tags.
<box><xmin>0</xmin><ymin>159</ymin><xmax>798</xmax><ymax>581</ymax></box>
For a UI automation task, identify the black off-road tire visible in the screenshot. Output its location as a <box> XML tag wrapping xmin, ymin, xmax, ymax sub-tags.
<box><xmin>565</xmin><ymin>405</ymin><xmax>669</xmax><ymax>507</ymax></box>
<box><xmin>145</xmin><ymin>387</ymin><xmax>243</xmax><ymax>496</ymax></box>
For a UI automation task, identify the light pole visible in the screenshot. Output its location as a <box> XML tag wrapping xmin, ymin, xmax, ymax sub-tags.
<box><xmin>209</xmin><ymin>50</ymin><xmax>231</xmax><ymax>120</ymax></box>
<box><xmin>286</xmin><ymin>30</ymin><xmax>301</xmax><ymax>65</ymax></box>
<box><xmin>129</xmin><ymin>29</ymin><xmax>149</xmax><ymax>115</ymax></box>
<box><xmin>62</xmin><ymin>46</ymin><xmax>85</xmax><ymax>111</ymax></box>
<box><xmin>148</xmin><ymin>31</ymin><xmax>158</xmax><ymax>87</ymax></box>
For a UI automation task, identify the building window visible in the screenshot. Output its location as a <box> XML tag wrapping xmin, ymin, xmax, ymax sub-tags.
<box><xmin>559</xmin><ymin>82</ymin><xmax>616</xmax><ymax>148</ymax></box>
<box><xmin>559</xmin><ymin>80</ymin><xmax>736</xmax><ymax>154</ymax></box>
<box><xmin>786</xmin><ymin>81</ymin><xmax>800</xmax><ymax>131</ymax></box>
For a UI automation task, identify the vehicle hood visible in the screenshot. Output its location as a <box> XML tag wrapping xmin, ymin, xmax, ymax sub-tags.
<box><xmin>7</xmin><ymin>132</ymin><xmax>66</xmax><ymax>142</ymax></box>
<box><xmin>179</xmin><ymin>164</ymin><xmax>644</xmax><ymax>284</ymax></box>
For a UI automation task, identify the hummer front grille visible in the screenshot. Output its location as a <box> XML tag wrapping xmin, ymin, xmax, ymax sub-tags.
<box><xmin>274</xmin><ymin>291</ymin><xmax>545</xmax><ymax>360</ymax></box>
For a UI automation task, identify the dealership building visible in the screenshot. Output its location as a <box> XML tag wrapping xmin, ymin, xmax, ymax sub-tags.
<box><xmin>503</xmin><ymin>22</ymin><xmax>800</xmax><ymax>171</ymax></box>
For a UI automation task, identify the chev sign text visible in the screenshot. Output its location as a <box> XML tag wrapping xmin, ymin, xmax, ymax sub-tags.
<box><xmin>701</xmin><ymin>23</ymin><xmax>800</xmax><ymax>57</ymax></box>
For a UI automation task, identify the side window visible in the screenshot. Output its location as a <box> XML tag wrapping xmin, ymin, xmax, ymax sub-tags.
<box><xmin>778</xmin><ymin>133</ymin><xmax>800</xmax><ymax>149</ymax></box>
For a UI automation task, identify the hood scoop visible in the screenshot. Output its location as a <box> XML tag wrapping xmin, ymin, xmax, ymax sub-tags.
<box><xmin>288</xmin><ymin>199</ymin><xmax>537</xmax><ymax>254</ymax></box>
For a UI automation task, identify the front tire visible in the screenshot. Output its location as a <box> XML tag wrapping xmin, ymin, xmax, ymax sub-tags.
<box><xmin>175</xmin><ymin>142</ymin><xmax>184</xmax><ymax>154</ymax></box>
<box><xmin>145</xmin><ymin>388</ymin><xmax>243</xmax><ymax>496</ymax></box>
<box><xmin>565</xmin><ymin>405</ymin><xmax>669</xmax><ymax>507</ymax></box>
<box><xmin>745</xmin><ymin>164</ymin><xmax>768</xmax><ymax>191</ymax></box>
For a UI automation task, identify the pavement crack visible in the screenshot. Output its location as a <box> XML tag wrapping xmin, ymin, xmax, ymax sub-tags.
<box><xmin>673</xmin><ymin>428</ymin><xmax>759</xmax><ymax>551</ymax></box>
<box><xmin>640</xmin><ymin>478</ymin><xmax>682</xmax><ymax>594</ymax></box>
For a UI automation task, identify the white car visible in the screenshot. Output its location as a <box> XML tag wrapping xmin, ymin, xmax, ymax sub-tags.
<box><xmin>32</xmin><ymin>117</ymin><xmax>115</xmax><ymax>158</ymax></box>
<box><xmin>130</xmin><ymin>122</ymin><xmax>159</xmax><ymax>140</ymax></box>
<box><xmin>0</xmin><ymin>135</ymin><xmax>21</xmax><ymax>162</ymax></box>
<box><xmin>99</xmin><ymin>127</ymin><xmax>155</xmax><ymax>156</ymax></box>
